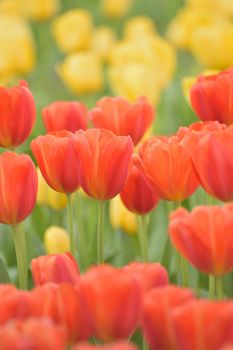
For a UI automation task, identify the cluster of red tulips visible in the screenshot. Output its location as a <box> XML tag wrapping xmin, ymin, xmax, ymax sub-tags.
<box><xmin>1</xmin><ymin>68</ymin><xmax>233</xmax><ymax>349</ymax></box>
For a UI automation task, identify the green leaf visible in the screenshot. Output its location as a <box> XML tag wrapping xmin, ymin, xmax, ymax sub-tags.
<box><xmin>0</xmin><ymin>257</ymin><xmax>11</xmax><ymax>283</ymax></box>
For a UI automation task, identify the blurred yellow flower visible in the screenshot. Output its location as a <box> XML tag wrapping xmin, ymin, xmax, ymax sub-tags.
<box><xmin>0</xmin><ymin>0</ymin><xmax>20</xmax><ymax>14</ymax></box>
<box><xmin>100</xmin><ymin>0</ymin><xmax>133</xmax><ymax>18</ymax></box>
<box><xmin>44</xmin><ymin>225</ymin><xmax>70</xmax><ymax>254</ymax></box>
<box><xmin>109</xmin><ymin>195</ymin><xmax>137</xmax><ymax>235</ymax></box>
<box><xmin>21</xmin><ymin>0</ymin><xmax>60</xmax><ymax>21</ymax></box>
<box><xmin>91</xmin><ymin>26</ymin><xmax>116</xmax><ymax>62</ymax></box>
<box><xmin>187</xmin><ymin>0</ymin><xmax>233</xmax><ymax>17</ymax></box>
<box><xmin>123</xmin><ymin>16</ymin><xmax>157</xmax><ymax>40</ymax></box>
<box><xmin>37</xmin><ymin>168</ymin><xmax>67</xmax><ymax>210</ymax></box>
<box><xmin>57</xmin><ymin>51</ymin><xmax>104</xmax><ymax>95</ymax></box>
<box><xmin>52</xmin><ymin>9</ymin><xmax>93</xmax><ymax>53</ymax></box>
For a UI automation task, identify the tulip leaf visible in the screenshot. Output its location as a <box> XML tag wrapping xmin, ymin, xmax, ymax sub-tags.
<box><xmin>0</xmin><ymin>257</ymin><xmax>11</xmax><ymax>283</ymax></box>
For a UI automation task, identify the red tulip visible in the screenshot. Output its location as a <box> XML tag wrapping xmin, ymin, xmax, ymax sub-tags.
<box><xmin>169</xmin><ymin>205</ymin><xmax>233</xmax><ymax>276</ymax></box>
<box><xmin>120</xmin><ymin>154</ymin><xmax>159</xmax><ymax>215</ymax></box>
<box><xmin>31</xmin><ymin>253</ymin><xmax>80</xmax><ymax>285</ymax></box>
<box><xmin>79</xmin><ymin>264</ymin><xmax>143</xmax><ymax>342</ymax></box>
<box><xmin>42</xmin><ymin>101</ymin><xmax>88</xmax><ymax>133</ymax></box>
<box><xmin>90</xmin><ymin>96</ymin><xmax>154</xmax><ymax>145</ymax></box>
<box><xmin>141</xmin><ymin>285</ymin><xmax>195</xmax><ymax>350</ymax></box>
<box><xmin>74</xmin><ymin>342</ymin><xmax>138</xmax><ymax>350</ymax></box>
<box><xmin>0</xmin><ymin>318</ymin><xmax>66</xmax><ymax>350</ymax></box>
<box><xmin>31</xmin><ymin>130</ymin><xmax>80</xmax><ymax>193</ymax></box>
<box><xmin>73</xmin><ymin>129</ymin><xmax>133</xmax><ymax>200</ymax></box>
<box><xmin>123</xmin><ymin>262</ymin><xmax>168</xmax><ymax>293</ymax></box>
<box><xmin>0</xmin><ymin>152</ymin><xmax>38</xmax><ymax>224</ymax></box>
<box><xmin>140</xmin><ymin>136</ymin><xmax>199</xmax><ymax>201</ymax></box>
<box><xmin>0</xmin><ymin>81</ymin><xmax>36</xmax><ymax>148</ymax></box>
<box><xmin>190</xmin><ymin>69</ymin><xmax>233</xmax><ymax>125</ymax></box>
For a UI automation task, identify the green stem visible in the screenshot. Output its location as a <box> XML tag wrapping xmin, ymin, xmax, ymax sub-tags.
<box><xmin>142</xmin><ymin>336</ymin><xmax>149</xmax><ymax>350</ymax></box>
<box><xmin>12</xmin><ymin>223</ymin><xmax>28</xmax><ymax>290</ymax></box>
<box><xmin>209</xmin><ymin>275</ymin><xmax>215</xmax><ymax>299</ymax></box>
<box><xmin>216</xmin><ymin>276</ymin><xmax>224</xmax><ymax>300</ymax></box>
<box><xmin>138</xmin><ymin>215</ymin><xmax>149</xmax><ymax>262</ymax></box>
<box><xmin>180</xmin><ymin>255</ymin><xmax>189</xmax><ymax>287</ymax></box>
<box><xmin>97</xmin><ymin>201</ymin><xmax>105</xmax><ymax>264</ymax></box>
<box><xmin>67</xmin><ymin>194</ymin><xmax>75</xmax><ymax>257</ymax></box>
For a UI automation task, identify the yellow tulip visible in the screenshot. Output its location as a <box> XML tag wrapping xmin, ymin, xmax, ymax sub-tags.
<box><xmin>44</xmin><ymin>225</ymin><xmax>70</xmax><ymax>254</ymax></box>
<box><xmin>187</xmin><ymin>0</ymin><xmax>233</xmax><ymax>17</ymax></box>
<box><xmin>91</xmin><ymin>26</ymin><xmax>116</xmax><ymax>62</ymax></box>
<box><xmin>37</xmin><ymin>168</ymin><xmax>67</xmax><ymax>210</ymax></box>
<box><xmin>52</xmin><ymin>9</ymin><xmax>93</xmax><ymax>53</ymax></box>
<box><xmin>109</xmin><ymin>195</ymin><xmax>137</xmax><ymax>235</ymax></box>
<box><xmin>57</xmin><ymin>51</ymin><xmax>104</xmax><ymax>95</ymax></box>
<box><xmin>0</xmin><ymin>0</ymin><xmax>20</xmax><ymax>14</ymax></box>
<box><xmin>100</xmin><ymin>0</ymin><xmax>133</xmax><ymax>18</ymax></box>
<box><xmin>123</xmin><ymin>16</ymin><xmax>157</xmax><ymax>40</ymax></box>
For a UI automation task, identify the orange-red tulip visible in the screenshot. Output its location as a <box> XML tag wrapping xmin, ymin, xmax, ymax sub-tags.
<box><xmin>0</xmin><ymin>318</ymin><xmax>66</xmax><ymax>350</ymax></box>
<box><xmin>31</xmin><ymin>130</ymin><xmax>80</xmax><ymax>193</ymax></box>
<box><xmin>0</xmin><ymin>81</ymin><xmax>36</xmax><ymax>148</ymax></box>
<box><xmin>190</xmin><ymin>69</ymin><xmax>233</xmax><ymax>126</ymax></box>
<box><xmin>0</xmin><ymin>152</ymin><xmax>38</xmax><ymax>224</ymax></box>
<box><xmin>73</xmin><ymin>129</ymin><xmax>133</xmax><ymax>200</ymax></box>
<box><xmin>123</xmin><ymin>262</ymin><xmax>168</xmax><ymax>293</ymax></box>
<box><xmin>42</xmin><ymin>101</ymin><xmax>88</xmax><ymax>133</ymax></box>
<box><xmin>79</xmin><ymin>264</ymin><xmax>143</xmax><ymax>342</ymax></box>
<box><xmin>90</xmin><ymin>96</ymin><xmax>154</xmax><ymax>145</ymax></box>
<box><xmin>120</xmin><ymin>154</ymin><xmax>159</xmax><ymax>214</ymax></box>
<box><xmin>169</xmin><ymin>205</ymin><xmax>233</xmax><ymax>276</ymax></box>
<box><xmin>31</xmin><ymin>253</ymin><xmax>80</xmax><ymax>285</ymax></box>
<box><xmin>141</xmin><ymin>285</ymin><xmax>195</xmax><ymax>350</ymax></box>
<box><xmin>74</xmin><ymin>342</ymin><xmax>138</xmax><ymax>350</ymax></box>
<box><xmin>140</xmin><ymin>136</ymin><xmax>199</xmax><ymax>201</ymax></box>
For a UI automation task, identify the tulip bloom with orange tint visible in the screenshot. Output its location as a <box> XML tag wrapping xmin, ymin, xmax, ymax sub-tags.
<box><xmin>42</xmin><ymin>101</ymin><xmax>88</xmax><ymax>133</ymax></box>
<box><xmin>79</xmin><ymin>265</ymin><xmax>142</xmax><ymax>342</ymax></box>
<box><xmin>0</xmin><ymin>152</ymin><xmax>38</xmax><ymax>224</ymax></box>
<box><xmin>191</xmin><ymin>69</ymin><xmax>233</xmax><ymax>126</ymax></box>
<box><xmin>31</xmin><ymin>253</ymin><xmax>80</xmax><ymax>285</ymax></box>
<box><xmin>123</xmin><ymin>262</ymin><xmax>168</xmax><ymax>293</ymax></box>
<box><xmin>73</xmin><ymin>129</ymin><xmax>133</xmax><ymax>200</ymax></box>
<box><xmin>74</xmin><ymin>342</ymin><xmax>138</xmax><ymax>350</ymax></box>
<box><xmin>120</xmin><ymin>154</ymin><xmax>159</xmax><ymax>215</ymax></box>
<box><xmin>141</xmin><ymin>286</ymin><xmax>195</xmax><ymax>350</ymax></box>
<box><xmin>0</xmin><ymin>80</ymin><xmax>36</xmax><ymax>148</ymax></box>
<box><xmin>140</xmin><ymin>136</ymin><xmax>199</xmax><ymax>201</ymax></box>
<box><xmin>90</xmin><ymin>96</ymin><xmax>154</xmax><ymax>145</ymax></box>
<box><xmin>31</xmin><ymin>130</ymin><xmax>80</xmax><ymax>193</ymax></box>
<box><xmin>0</xmin><ymin>318</ymin><xmax>66</xmax><ymax>350</ymax></box>
<box><xmin>169</xmin><ymin>205</ymin><xmax>233</xmax><ymax>276</ymax></box>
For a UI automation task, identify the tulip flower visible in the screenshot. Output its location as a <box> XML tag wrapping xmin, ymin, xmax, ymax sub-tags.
<box><xmin>0</xmin><ymin>318</ymin><xmax>66</xmax><ymax>350</ymax></box>
<box><xmin>123</xmin><ymin>16</ymin><xmax>157</xmax><ymax>40</ymax></box>
<box><xmin>91</xmin><ymin>26</ymin><xmax>116</xmax><ymax>62</ymax></box>
<box><xmin>74</xmin><ymin>342</ymin><xmax>138</xmax><ymax>350</ymax></box>
<box><xmin>42</xmin><ymin>101</ymin><xmax>88</xmax><ymax>133</ymax></box>
<box><xmin>123</xmin><ymin>262</ymin><xmax>168</xmax><ymax>293</ymax></box>
<box><xmin>52</xmin><ymin>9</ymin><xmax>93</xmax><ymax>53</ymax></box>
<box><xmin>190</xmin><ymin>69</ymin><xmax>233</xmax><ymax>125</ymax></box>
<box><xmin>44</xmin><ymin>225</ymin><xmax>70</xmax><ymax>254</ymax></box>
<box><xmin>141</xmin><ymin>285</ymin><xmax>195</xmax><ymax>350</ymax></box>
<box><xmin>109</xmin><ymin>195</ymin><xmax>137</xmax><ymax>235</ymax></box>
<box><xmin>100</xmin><ymin>0</ymin><xmax>133</xmax><ymax>18</ymax></box>
<box><xmin>90</xmin><ymin>96</ymin><xmax>154</xmax><ymax>145</ymax></box>
<box><xmin>0</xmin><ymin>80</ymin><xmax>36</xmax><ymax>148</ymax></box>
<box><xmin>22</xmin><ymin>0</ymin><xmax>60</xmax><ymax>21</ymax></box>
<box><xmin>140</xmin><ymin>135</ymin><xmax>199</xmax><ymax>201</ymax></box>
<box><xmin>79</xmin><ymin>265</ymin><xmax>143</xmax><ymax>342</ymax></box>
<box><xmin>31</xmin><ymin>253</ymin><xmax>80</xmax><ymax>285</ymax></box>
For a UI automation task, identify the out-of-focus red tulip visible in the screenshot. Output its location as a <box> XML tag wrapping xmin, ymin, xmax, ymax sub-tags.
<box><xmin>0</xmin><ymin>81</ymin><xmax>36</xmax><ymax>148</ymax></box>
<box><xmin>31</xmin><ymin>130</ymin><xmax>80</xmax><ymax>193</ymax></box>
<box><xmin>42</xmin><ymin>101</ymin><xmax>88</xmax><ymax>133</ymax></box>
<box><xmin>123</xmin><ymin>262</ymin><xmax>168</xmax><ymax>293</ymax></box>
<box><xmin>169</xmin><ymin>205</ymin><xmax>233</xmax><ymax>276</ymax></box>
<box><xmin>120</xmin><ymin>154</ymin><xmax>159</xmax><ymax>215</ymax></box>
<box><xmin>74</xmin><ymin>342</ymin><xmax>138</xmax><ymax>350</ymax></box>
<box><xmin>73</xmin><ymin>129</ymin><xmax>133</xmax><ymax>200</ymax></box>
<box><xmin>31</xmin><ymin>253</ymin><xmax>80</xmax><ymax>285</ymax></box>
<box><xmin>190</xmin><ymin>129</ymin><xmax>233</xmax><ymax>201</ymax></box>
<box><xmin>0</xmin><ymin>318</ymin><xmax>66</xmax><ymax>350</ymax></box>
<box><xmin>79</xmin><ymin>264</ymin><xmax>143</xmax><ymax>342</ymax></box>
<box><xmin>90</xmin><ymin>96</ymin><xmax>154</xmax><ymax>145</ymax></box>
<box><xmin>140</xmin><ymin>136</ymin><xmax>199</xmax><ymax>201</ymax></box>
<box><xmin>141</xmin><ymin>285</ymin><xmax>195</xmax><ymax>350</ymax></box>
<box><xmin>0</xmin><ymin>152</ymin><xmax>38</xmax><ymax>224</ymax></box>
<box><xmin>190</xmin><ymin>69</ymin><xmax>233</xmax><ymax>126</ymax></box>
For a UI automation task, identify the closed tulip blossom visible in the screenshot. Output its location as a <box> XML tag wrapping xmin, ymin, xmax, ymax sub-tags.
<box><xmin>90</xmin><ymin>96</ymin><xmax>154</xmax><ymax>145</ymax></box>
<box><xmin>42</xmin><ymin>101</ymin><xmax>88</xmax><ymax>133</ymax></box>
<box><xmin>31</xmin><ymin>253</ymin><xmax>80</xmax><ymax>285</ymax></box>
<box><xmin>44</xmin><ymin>226</ymin><xmax>70</xmax><ymax>254</ymax></box>
<box><xmin>109</xmin><ymin>195</ymin><xmax>137</xmax><ymax>235</ymax></box>
<box><xmin>0</xmin><ymin>80</ymin><xmax>36</xmax><ymax>148</ymax></box>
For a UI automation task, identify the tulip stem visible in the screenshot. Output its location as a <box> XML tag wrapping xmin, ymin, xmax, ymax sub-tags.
<box><xmin>138</xmin><ymin>215</ymin><xmax>149</xmax><ymax>262</ymax></box>
<box><xmin>97</xmin><ymin>200</ymin><xmax>105</xmax><ymax>264</ymax></box>
<box><xmin>216</xmin><ymin>276</ymin><xmax>224</xmax><ymax>300</ymax></box>
<box><xmin>209</xmin><ymin>275</ymin><xmax>215</xmax><ymax>299</ymax></box>
<box><xmin>180</xmin><ymin>255</ymin><xmax>189</xmax><ymax>287</ymax></box>
<box><xmin>67</xmin><ymin>194</ymin><xmax>75</xmax><ymax>257</ymax></box>
<box><xmin>12</xmin><ymin>223</ymin><xmax>28</xmax><ymax>290</ymax></box>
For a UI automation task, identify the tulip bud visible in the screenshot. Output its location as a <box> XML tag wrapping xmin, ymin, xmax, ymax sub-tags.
<box><xmin>44</xmin><ymin>225</ymin><xmax>70</xmax><ymax>254</ymax></box>
<box><xmin>109</xmin><ymin>195</ymin><xmax>137</xmax><ymax>235</ymax></box>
